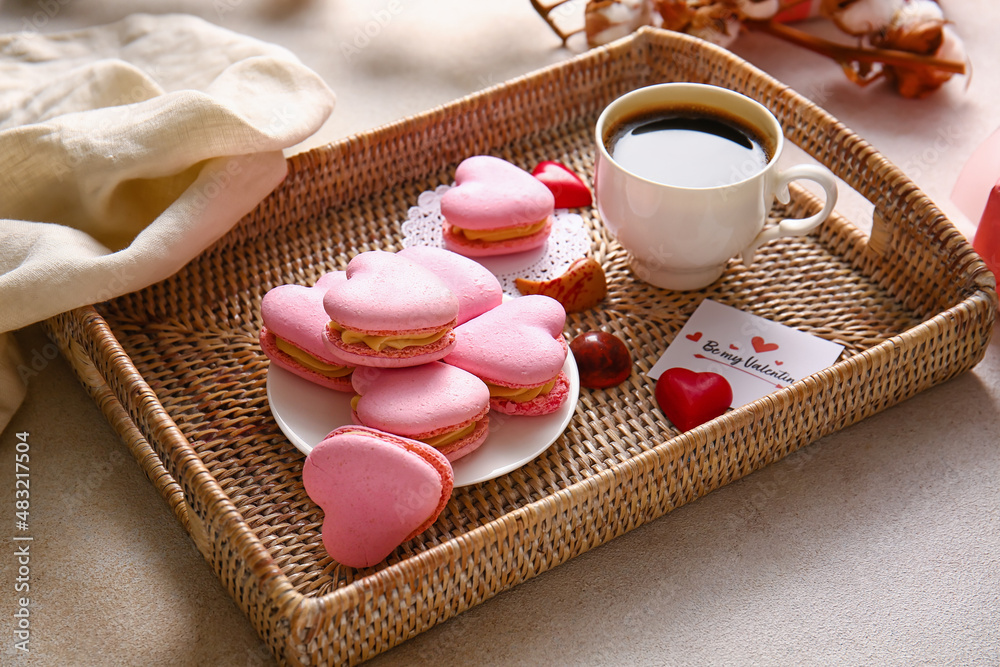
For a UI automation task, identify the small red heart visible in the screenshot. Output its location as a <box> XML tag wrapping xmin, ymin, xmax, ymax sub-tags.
<box><xmin>751</xmin><ymin>336</ymin><xmax>779</xmax><ymax>353</ymax></box>
<box><xmin>775</xmin><ymin>360</ymin><xmax>784</xmax><ymax>365</ymax></box>
<box><xmin>531</xmin><ymin>160</ymin><xmax>592</xmax><ymax>208</ymax></box>
<box><xmin>685</xmin><ymin>331</ymin><xmax>703</xmax><ymax>342</ymax></box>
<box><xmin>729</xmin><ymin>343</ymin><xmax>739</xmax><ymax>350</ymax></box>
<box><xmin>654</xmin><ymin>368</ymin><xmax>733</xmax><ymax>432</ymax></box>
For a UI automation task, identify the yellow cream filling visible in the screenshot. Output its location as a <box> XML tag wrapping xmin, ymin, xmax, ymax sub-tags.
<box><xmin>421</xmin><ymin>421</ymin><xmax>477</xmax><ymax>448</ymax></box>
<box><xmin>350</xmin><ymin>393</ymin><xmax>479</xmax><ymax>448</ymax></box>
<box><xmin>275</xmin><ymin>337</ymin><xmax>352</xmax><ymax>378</ymax></box>
<box><xmin>485</xmin><ymin>377</ymin><xmax>557</xmax><ymax>403</ymax></box>
<box><xmin>329</xmin><ymin>321</ymin><xmax>448</xmax><ymax>352</ymax></box>
<box><xmin>455</xmin><ymin>219</ymin><xmax>547</xmax><ymax>242</ymax></box>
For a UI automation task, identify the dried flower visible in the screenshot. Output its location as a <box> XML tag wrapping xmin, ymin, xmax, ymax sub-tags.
<box><xmin>541</xmin><ymin>0</ymin><xmax>967</xmax><ymax>98</ymax></box>
<box><xmin>883</xmin><ymin>25</ymin><xmax>967</xmax><ymax>98</ymax></box>
<box><xmin>653</xmin><ymin>0</ymin><xmax>696</xmax><ymax>31</ymax></box>
<box><xmin>869</xmin><ymin>0</ymin><xmax>965</xmax><ymax>97</ymax></box>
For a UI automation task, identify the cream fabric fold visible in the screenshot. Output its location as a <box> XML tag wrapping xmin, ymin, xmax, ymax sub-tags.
<box><xmin>0</xmin><ymin>13</ymin><xmax>336</xmax><ymax>432</ymax></box>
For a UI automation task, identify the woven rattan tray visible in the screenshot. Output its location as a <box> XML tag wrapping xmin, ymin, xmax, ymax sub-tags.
<box><xmin>46</xmin><ymin>27</ymin><xmax>996</xmax><ymax>666</ymax></box>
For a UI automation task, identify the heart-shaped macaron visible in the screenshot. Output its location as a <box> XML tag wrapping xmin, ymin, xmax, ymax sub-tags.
<box><xmin>352</xmin><ymin>361</ymin><xmax>491</xmax><ymax>462</ymax></box>
<box><xmin>440</xmin><ymin>156</ymin><xmax>555</xmax><ymax>257</ymax></box>
<box><xmin>302</xmin><ymin>426</ymin><xmax>454</xmax><ymax>569</ymax></box>
<box><xmin>444</xmin><ymin>295</ymin><xmax>569</xmax><ymax>416</ymax></box>
<box><xmin>531</xmin><ymin>160</ymin><xmax>592</xmax><ymax>208</ymax></box>
<box><xmin>260</xmin><ymin>272</ymin><xmax>355</xmax><ymax>391</ymax></box>
<box><xmin>323</xmin><ymin>251</ymin><xmax>459</xmax><ymax>367</ymax></box>
<box><xmin>396</xmin><ymin>245</ymin><xmax>503</xmax><ymax>325</ymax></box>
<box><xmin>654</xmin><ymin>368</ymin><xmax>733</xmax><ymax>432</ymax></box>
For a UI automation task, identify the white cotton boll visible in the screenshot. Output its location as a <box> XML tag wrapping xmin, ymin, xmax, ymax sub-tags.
<box><xmin>832</xmin><ymin>0</ymin><xmax>904</xmax><ymax>35</ymax></box>
<box><xmin>891</xmin><ymin>0</ymin><xmax>945</xmax><ymax>26</ymax></box>
<box><xmin>936</xmin><ymin>26</ymin><xmax>967</xmax><ymax>65</ymax></box>
<box><xmin>604</xmin><ymin>0</ymin><xmax>645</xmax><ymax>23</ymax></box>
<box><xmin>593</xmin><ymin>24</ymin><xmax>637</xmax><ymax>43</ymax></box>
<box><xmin>736</xmin><ymin>0</ymin><xmax>780</xmax><ymax>21</ymax></box>
<box><xmin>603</xmin><ymin>3</ymin><xmax>635</xmax><ymax>23</ymax></box>
<box><xmin>585</xmin><ymin>0</ymin><xmax>651</xmax><ymax>47</ymax></box>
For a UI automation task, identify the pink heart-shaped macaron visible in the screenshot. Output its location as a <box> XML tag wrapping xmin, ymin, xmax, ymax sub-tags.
<box><xmin>260</xmin><ymin>272</ymin><xmax>354</xmax><ymax>391</ymax></box>
<box><xmin>303</xmin><ymin>426</ymin><xmax>454</xmax><ymax>569</ymax></box>
<box><xmin>262</xmin><ymin>272</ymin><xmax>345</xmax><ymax>358</ymax></box>
<box><xmin>326</xmin><ymin>251</ymin><xmax>458</xmax><ymax>331</ymax></box>
<box><xmin>446</xmin><ymin>295</ymin><xmax>567</xmax><ymax>386</ymax></box>
<box><xmin>323</xmin><ymin>251</ymin><xmax>459</xmax><ymax>367</ymax></box>
<box><xmin>352</xmin><ymin>361</ymin><xmax>490</xmax><ymax>461</ymax></box>
<box><xmin>396</xmin><ymin>246</ymin><xmax>502</xmax><ymax>324</ymax></box>
<box><xmin>444</xmin><ymin>295</ymin><xmax>569</xmax><ymax>416</ymax></box>
<box><xmin>441</xmin><ymin>156</ymin><xmax>555</xmax><ymax>230</ymax></box>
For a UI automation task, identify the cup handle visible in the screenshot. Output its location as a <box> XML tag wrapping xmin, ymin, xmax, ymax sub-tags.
<box><xmin>741</xmin><ymin>164</ymin><xmax>839</xmax><ymax>266</ymax></box>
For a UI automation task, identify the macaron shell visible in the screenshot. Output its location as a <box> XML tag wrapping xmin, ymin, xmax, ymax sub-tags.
<box><xmin>445</xmin><ymin>294</ymin><xmax>568</xmax><ymax>387</ymax></box>
<box><xmin>490</xmin><ymin>370</ymin><xmax>570</xmax><ymax>417</ymax></box>
<box><xmin>260</xmin><ymin>272</ymin><xmax>349</xmax><ymax>365</ymax></box>
<box><xmin>437</xmin><ymin>417</ymin><xmax>489</xmax><ymax>462</ymax></box>
<box><xmin>324</xmin><ymin>327</ymin><xmax>457</xmax><ymax>368</ymax></box>
<box><xmin>442</xmin><ymin>216</ymin><xmax>553</xmax><ymax>258</ymax></box>
<box><xmin>441</xmin><ymin>155</ymin><xmax>555</xmax><ymax>230</ymax></box>
<box><xmin>396</xmin><ymin>246</ymin><xmax>503</xmax><ymax>324</ymax></box>
<box><xmin>324</xmin><ymin>250</ymin><xmax>458</xmax><ymax>333</ymax></box>
<box><xmin>352</xmin><ymin>362</ymin><xmax>491</xmax><ymax>439</ymax></box>
<box><xmin>259</xmin><ymin>327</ymin><xmax>353</xmax><ymax>392</ymax></box>
<box><xmin>302</xmin><ymin>425</ymin><xmax>453</xmax><ymax>568</ymax></box>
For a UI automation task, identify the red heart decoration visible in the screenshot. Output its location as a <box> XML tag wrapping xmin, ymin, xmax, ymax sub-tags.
<box><xmin>531</xmin><ymin>160</ymin><xmax>593</xmax><ymax>208</ymax></box>
<box><xmin>654</xmin><ymin>368</ymin><xmax>733</xmax><ymax>432</ymax></box>
<box><xmin>751</xmin><ymin>336</ymin><xmax>779</xmax><ymax>353</ymax></box>
<box><xmin>729</xmin><ymin>343</ymin><xmax>740</xmax><ymax>350</ymax></box>
<box><xmin>775</xmin><ymin>360</ymin><xmax>784</xmax><ymax>365</ymax></box>
<box><xmin>685</xmin><ymin>331</ymin><xmax>703</xmax><ymax>342</ymax></box>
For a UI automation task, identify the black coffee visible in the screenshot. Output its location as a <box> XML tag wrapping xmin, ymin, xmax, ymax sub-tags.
<box><xmin>607</xmin><ymin>106</ymin><xmax>772</xmax><ymax>188</ymax></box>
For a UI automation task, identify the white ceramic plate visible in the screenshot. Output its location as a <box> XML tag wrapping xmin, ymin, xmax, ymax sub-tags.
<box><xmin>266</xmin><ymin>351</ymin><xmax>579</xmax><ymax>486</ymax></box>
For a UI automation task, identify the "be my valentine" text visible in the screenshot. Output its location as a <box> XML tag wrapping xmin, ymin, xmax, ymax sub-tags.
<box><xmin>701</xmin><ymin>340</ymin><xmax>796</xmax><ymax>384</ymax></box>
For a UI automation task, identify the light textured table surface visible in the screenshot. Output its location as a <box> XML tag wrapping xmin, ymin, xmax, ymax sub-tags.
<box><xmin>2</xmin><ymin>2</ymin><xmax>998</xmax><ymax>665</ymax></box>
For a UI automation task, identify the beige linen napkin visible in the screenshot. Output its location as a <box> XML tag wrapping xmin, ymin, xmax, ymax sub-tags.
<box><xmin>0</xmin><ymin>13</ymin><xmax>335</xmax><ymax>433</ymax></box>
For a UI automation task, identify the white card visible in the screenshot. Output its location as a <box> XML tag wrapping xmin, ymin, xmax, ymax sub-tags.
<box><xmin>648</xmin><ymin>299</ymin><xmax>845</xmax><ymax>409</ymax></box>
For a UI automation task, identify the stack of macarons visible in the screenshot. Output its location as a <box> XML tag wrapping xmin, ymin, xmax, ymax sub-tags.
<box><xmin>260</xmin><ymin>246</ymin><xmax>572</xmax><ymax>568</ymax></box>
<box><xmin>261</xmin><ymin>246</ymin><xmax>572</xmax><ymax>458</ymax></box>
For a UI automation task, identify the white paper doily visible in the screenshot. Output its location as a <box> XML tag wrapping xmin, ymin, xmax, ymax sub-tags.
<box><xmin>401</xmin><ymin>184</ymin><xmax>591</xmax><ymax>296</ymax></box>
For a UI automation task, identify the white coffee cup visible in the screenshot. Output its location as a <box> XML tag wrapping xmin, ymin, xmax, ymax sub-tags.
<box><xmin>595</xmin><ymin>83</ymin><xmax>838</xmax><ymax>291</ymax></box>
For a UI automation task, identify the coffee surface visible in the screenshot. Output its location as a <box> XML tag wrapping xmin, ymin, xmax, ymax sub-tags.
<box><xmin>608</xmin><ymin>108</ymin><xmax>771</xmax><ymax>188</ymax></box>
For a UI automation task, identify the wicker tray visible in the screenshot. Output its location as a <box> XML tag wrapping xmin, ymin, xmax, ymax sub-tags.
<box><xmin>46</xmin><ymin>27</ymin><xmax>995</xmax><ymax>666</ymax></box>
